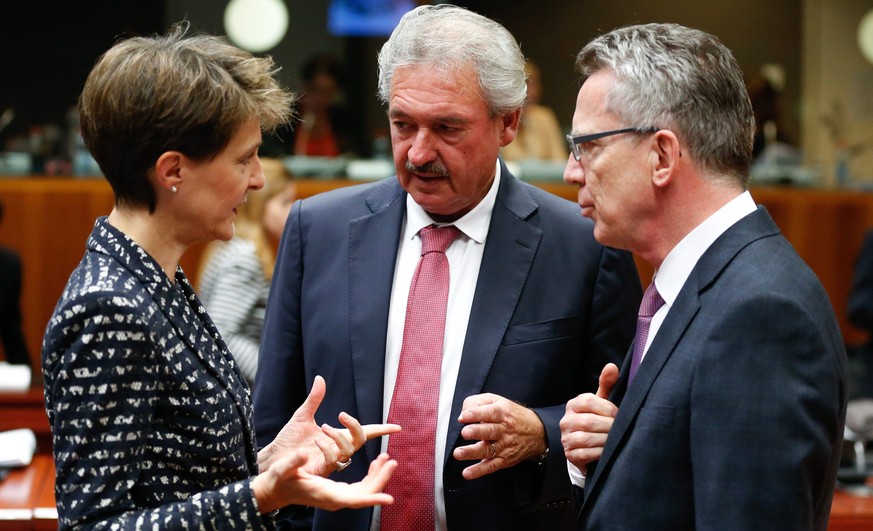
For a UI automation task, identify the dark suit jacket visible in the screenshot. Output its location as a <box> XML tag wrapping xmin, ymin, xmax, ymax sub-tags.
<box><xmin>847</xmin><ymin>230</ymin><xmax>873</xmax><ymax>398</ymax></box>
<box><xmin>0</xmin><ymin>246</ymin><xmax>30</xmax><ymax>365</ymax></box>
<box><xmin>43</xmin><ymin>218</ymin><xmax>271</xmax><ymax>529</ymax></box>
<box><xmin>253</xmin><ymin>164</ymin><xmax>642</xmax><ymax>530</ymax></box>
<box><xmin>848</xmin><ymin>231</ymin><xmax>873</xmax><ymax>333</ymax></box>
<box><xmin>578</xmin><ymin>207</ymin><xmax>848</xmax><ymax>530</ymax></box>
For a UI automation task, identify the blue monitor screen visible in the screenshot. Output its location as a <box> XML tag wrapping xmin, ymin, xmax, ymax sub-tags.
<box><xmin>328</xmin><ymin>0</ymin><xmax>416</xmax><ymax>37</ymax></box>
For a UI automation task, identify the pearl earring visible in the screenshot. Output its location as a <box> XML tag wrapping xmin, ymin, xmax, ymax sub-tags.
<box><xmin>171</xmin><ymin>185</ymin><xmax>178</xmax><ymax>193</ymax></box>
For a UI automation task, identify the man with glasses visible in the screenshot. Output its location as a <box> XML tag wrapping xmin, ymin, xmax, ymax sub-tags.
<box><xmin>566</xmin><ymin>127</ymin><xmax>660</xmax><ymax>163</ymax></box>
<box><xmin>559</xmin><ymin>23</ymin><xmax>847</xmax><ymax>529</ymax></box>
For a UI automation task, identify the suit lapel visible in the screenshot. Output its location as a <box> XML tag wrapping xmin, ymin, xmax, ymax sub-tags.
<box><xmin>583</xmin><ymin>206</ymin><xmax>781</xmax><ymax>504</ymax></box>
<box><xmin>348</xmin><ymin>180</ymin><xmax>406</xmax><ymax>461</ymax></box>
<box><xmin>584</xmin><ymin>283</ymin><xmax>700</xmax><ymax>501</ymax></box>
<box><xmin>445</xmin><ymin>170</ymin><xmax>542</xmax><ymax>463</ymax></box>
<box><xmin>173</xmin><ymin>272</ymin><xmax>260</xmax><ymax>468</ymax></box>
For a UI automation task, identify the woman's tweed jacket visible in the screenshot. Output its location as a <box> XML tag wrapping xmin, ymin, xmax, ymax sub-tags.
<box><xmin>43</xmin><ymin>217</ymin><xmax>273</xmax><ymax>529</ymax></box>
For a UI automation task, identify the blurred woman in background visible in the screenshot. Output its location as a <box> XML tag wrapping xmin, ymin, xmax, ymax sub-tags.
<box><xmin>500</xmin><ymin>60</ymin><xmax>567</xmax><ymax>162</ymax></box>
<box><xmin>198</xmin><ymin>157</ymin><xmax>295</xmax><ymax>384</ymax></box>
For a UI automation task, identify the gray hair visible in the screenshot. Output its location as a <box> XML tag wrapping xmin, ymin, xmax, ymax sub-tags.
<box><xmin>377</xmin><ymin>4</ymin><xmax>526</xmax><ymax>117</ymax></box>
<box><xmin>576</xmin><ymin>23</ymin><xmax>754</xmax><ymax>186</ymax></box>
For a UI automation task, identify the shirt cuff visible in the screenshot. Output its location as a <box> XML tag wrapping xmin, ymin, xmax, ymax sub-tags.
<box><xmin>567</xmin><ymin>460</ymin><xmax>586</xmax><ymax>488</ymax></box>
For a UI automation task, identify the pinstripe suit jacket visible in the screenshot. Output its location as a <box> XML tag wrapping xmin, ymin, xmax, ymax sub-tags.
<box><xmin>43</xmin><ymin>217</ymin><xmax>271</xmax><ymax>530</ymax></box>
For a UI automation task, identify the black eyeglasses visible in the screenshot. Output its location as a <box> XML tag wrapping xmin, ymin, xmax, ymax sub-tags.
<box><xmin>566</xmin><ymin>127</ymin><xmax>660</xmax><ymax>161</ymax></box>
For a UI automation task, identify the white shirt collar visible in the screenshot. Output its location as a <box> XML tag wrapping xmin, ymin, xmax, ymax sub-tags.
<box><xmin>654</xmin><ymin>190</ymin><xmax>757</xmax><ymax>305</ymax></box>
<box><xmin>404</xmin><ymin>159</ymin><xmax>501</xmax><ymax>244</ymax></box>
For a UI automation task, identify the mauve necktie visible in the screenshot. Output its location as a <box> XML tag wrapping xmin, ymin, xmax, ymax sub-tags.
<box><xmin>382</xmin><ymin>224</ymin><xmax>460</xmax><ymax>531</ymax></box>
<box><xmin>628</xmin><ymin>282</ymin><xmax>665</xmax><ymax>385</ymax></box>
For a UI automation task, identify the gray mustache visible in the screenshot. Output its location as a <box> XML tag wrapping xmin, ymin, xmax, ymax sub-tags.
<box><xmin>405</xmin><ymin>160</ymin><xmax>449</xmax><ymax>177</ymax></box>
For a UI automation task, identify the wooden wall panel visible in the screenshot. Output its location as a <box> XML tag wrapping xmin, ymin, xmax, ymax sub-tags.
<box><xmin>2</xmin><ymin>177</ymin><xmax>872</xmax><ymax>383</ymax></box>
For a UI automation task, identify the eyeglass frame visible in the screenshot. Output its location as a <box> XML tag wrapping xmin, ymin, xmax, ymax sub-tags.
<box><xmin>566</xmin><ymin>127</ymin><xmax>660</xmax><ymax>161</ymax></box>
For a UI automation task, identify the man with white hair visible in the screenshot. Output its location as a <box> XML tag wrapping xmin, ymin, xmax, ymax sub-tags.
<box><xmin>255</xmin><ymin>4</ymin><xmax>641</xmax><ymax>530</ymax></box>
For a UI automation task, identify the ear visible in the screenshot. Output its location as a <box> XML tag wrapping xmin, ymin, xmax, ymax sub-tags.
<box><xmin>650</xmin><ymin>130</ymin><xmax>682</xmax><ymax>189</ymax></box>
<box><xmin>154</xmin><ymin>151</ymin><xmax>184</xmax><ymax>193</ymax></box>
<box><xmin>498</xmin><ymin>108</ymin><xmax>522</xmax><ymax>147</ymax></box>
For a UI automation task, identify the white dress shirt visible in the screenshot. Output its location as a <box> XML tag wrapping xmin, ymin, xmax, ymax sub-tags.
<box><xmin>372</xmin><ymin>161</ymin><xmax>502</xmax><ymax>531</ymax></box>
<box><xmin>568</xmin><ymin>190</ymin><xmax>757</xmax><ymax>487</ymax></box>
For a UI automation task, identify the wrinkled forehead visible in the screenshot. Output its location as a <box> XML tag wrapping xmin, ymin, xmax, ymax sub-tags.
<box><xmin>389</xmin><ymin>63</ymin><xmax>483</xmax><ymax>106</ymax></box>
<box><xmin>392</xmin><ymin>60</ymin><xmax>480</xmax><ymax>90</ymax></box>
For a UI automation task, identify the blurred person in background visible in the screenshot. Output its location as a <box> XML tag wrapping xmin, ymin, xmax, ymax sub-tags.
<box><xmin>500</xmin><ymin>60</ymin><xmax>567</xmax><ymax>163</ymax></box>
<box><xmin>290</xmin><ymin>53</ymin><xmax>369</xmax><ymax>158</ymax></box>
<box><xmin>198</xmin><ymin>157</ymin><xmax>296</xmax><ymax>385</ymax></box>
<box><xmin>0</xmin><ymin>198</ymin><xmax>30</xmax><ymax>367</ymax></box>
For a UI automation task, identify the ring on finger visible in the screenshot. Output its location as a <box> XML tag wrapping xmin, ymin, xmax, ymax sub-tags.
<box><xmin>336</xmin><ymin>458</ymin><xmax>352</xmax><ymax>472</ymax></box>
<box><xmin>488</xmin><ymin>442</ymin><xmax>497</xmax><ymax>459</ymax></box>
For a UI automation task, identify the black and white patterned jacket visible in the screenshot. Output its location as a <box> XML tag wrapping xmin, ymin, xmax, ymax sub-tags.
<box><xmin>43</xmin><ymin>217</ymin><xmax>273</xmax><ymax>530</ymax></box>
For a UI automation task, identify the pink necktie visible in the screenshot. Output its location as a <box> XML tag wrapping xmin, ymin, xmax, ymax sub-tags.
<box><xmin>628</xmin><ymin>282</ymin><xmax>665</xmax><ymax>385</ymax></box>
<box><xmin>382</xmin><ymin>224</ymin><xmax>460</xmax><ymax>531</ymax></box>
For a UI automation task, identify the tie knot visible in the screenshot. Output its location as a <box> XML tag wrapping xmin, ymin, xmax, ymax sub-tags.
<box><xmin>639</xmin><ymin>282</ymin><xmax>665</xmax><ymax>318</ymax></box>
<box><xmin>420</xmin><ymin>225</ymin><xmax>460</xmax><ymax>255</ymax></box>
